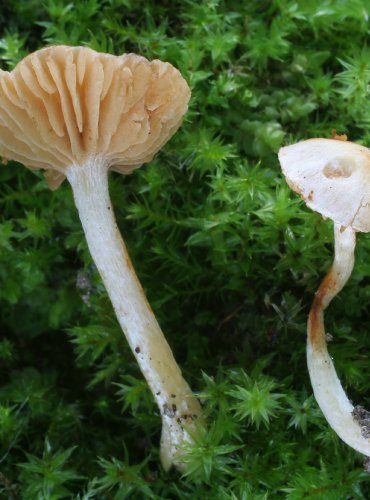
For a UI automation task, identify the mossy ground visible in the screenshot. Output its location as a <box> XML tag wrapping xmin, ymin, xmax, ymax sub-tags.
<box><xmin>0</xmin><ymin>1</ymin><xmax>370</xmax><ymax>498</ymax></box>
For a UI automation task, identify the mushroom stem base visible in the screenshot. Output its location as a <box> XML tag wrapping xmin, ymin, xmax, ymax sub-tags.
<box><xmin>308</xmin><ymin>223</ymin><xmax>370</xmax><ymax>457</ymax></box>
<box><xmin>66</xmin><ymin>158</ymin><xmax>203</xmax><ymax>471</ymax></box>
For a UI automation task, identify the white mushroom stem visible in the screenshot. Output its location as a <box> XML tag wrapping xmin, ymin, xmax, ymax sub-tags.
<box><xmin>307</xmin><ymin>222</ymin><xmax>370</xmax><ymax>456</ymax></box>
<box><xmin>65</xmin><ymin>157</ymin><xmax>202</xmax><ymax>471</ymax></box>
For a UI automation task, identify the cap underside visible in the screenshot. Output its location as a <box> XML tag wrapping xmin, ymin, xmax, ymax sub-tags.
<box><xmin>0</xmin><ymin>45</ymin><xmax>190</xmax><ymax>188</ymax></box>
<box><xmin>279</xmin><ymin>138</ymin><xmax>370</xmax><ymax>232</ymax></box>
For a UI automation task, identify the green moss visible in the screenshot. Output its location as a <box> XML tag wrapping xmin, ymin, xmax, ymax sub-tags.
<box><xmin>0</xmin><ymin>0</ymin><xmax>369</xmax><ymax>497</ymax></box>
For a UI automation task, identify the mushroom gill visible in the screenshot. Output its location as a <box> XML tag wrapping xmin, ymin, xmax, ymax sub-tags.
<box><xmin>0</xmin><ymin>45</ymin><xmax>189</xmax><ymax>187</ymax></box>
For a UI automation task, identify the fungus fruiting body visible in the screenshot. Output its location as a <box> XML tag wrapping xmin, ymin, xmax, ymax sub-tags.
<box><xmin>0</xmin><ymin>45</ymin><xmax>202</xmax><ymax>470</ymax></box>
<box><xmin>279</xmin><ymin>137</ymin><xmax>370</xmax><ymax>457</ymax></box>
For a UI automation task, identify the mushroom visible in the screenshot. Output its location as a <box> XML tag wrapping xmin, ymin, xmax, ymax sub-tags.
<box><xmin>0</xmin><ymin>45</ymin><xmax>202</xmax><ymax>471</ymax></box>
<box><xmin>278</xmin><ymin>137</ymin><xmax>370</xmax><ymax>457</ymax></box>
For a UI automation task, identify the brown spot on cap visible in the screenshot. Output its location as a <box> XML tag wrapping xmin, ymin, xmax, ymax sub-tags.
<box><xmin>331</xmin><ymin>129</ymin><xmax>348</xmax><ymax>141</ymax></box>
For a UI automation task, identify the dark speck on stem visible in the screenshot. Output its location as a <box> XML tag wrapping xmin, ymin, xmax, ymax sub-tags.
<box><xmin>163</xmin><ymin>403</ymin><xmax>176</xmax><ymax>418</ymax></box>
<box><xmin>352</xmin><ymin>406</ymin><xmax>370</xmax><ymax>438</ymax></box>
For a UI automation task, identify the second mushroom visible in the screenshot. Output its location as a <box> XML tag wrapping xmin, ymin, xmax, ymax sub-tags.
<box><xmin>0</xmin><ymin>45</ymin><xmax>203</xmax><ymax>471</ymax></box>
<box><xmin>279</xmin><ymin>137</ymin><xmax>370</xmax><ymax>458</ymax></box>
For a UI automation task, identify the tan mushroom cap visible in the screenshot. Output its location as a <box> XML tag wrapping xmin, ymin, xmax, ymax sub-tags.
<box><xmin>0</xmin><ymin>45</ymin><xmax>190</xmax><ymax>189</ymax></box>
<box><xmin>279</xmin><ymin>138</ymin><xmax>370</xmax><ymax>233</ymax></box>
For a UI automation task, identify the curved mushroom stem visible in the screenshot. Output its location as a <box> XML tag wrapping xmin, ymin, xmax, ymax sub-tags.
<box><xmin>65</xmin><ymin>158</ymin><xmax>203</xmax><ymax>471</ymax></box>
<box><xmin>308</xmin><ymin>222</ymin><xmax>370</xmax><ymax>456</ymax></box>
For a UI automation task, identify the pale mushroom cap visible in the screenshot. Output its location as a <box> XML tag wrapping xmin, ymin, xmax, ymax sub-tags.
<box><xmin>279</xmin><ymin>138</ymin><xmax>370</xmax><ymax>232</ymax></box>
<box><xmin>0</xmin><ymin>45</ymin><xmax>190</xmax><ymax>188</ymax></box>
